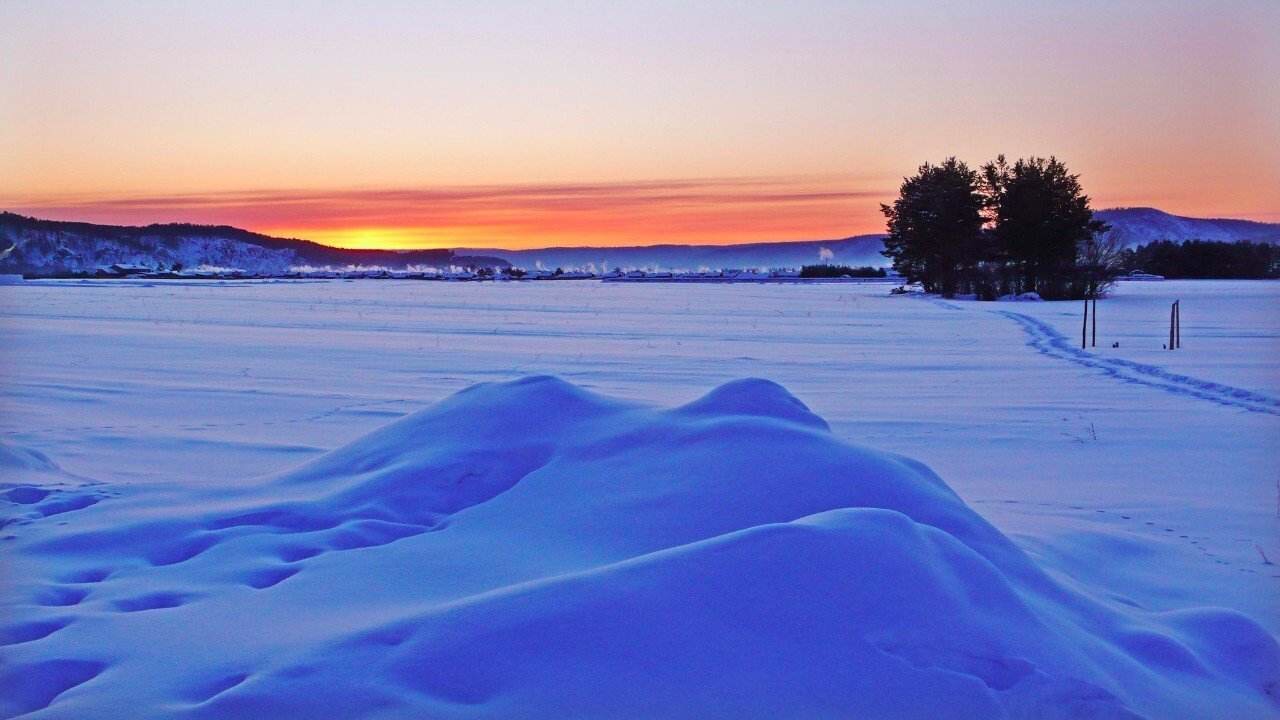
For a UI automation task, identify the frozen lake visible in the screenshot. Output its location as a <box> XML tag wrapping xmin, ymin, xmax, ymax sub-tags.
<box><xmin>2</xmin><ymin>278</ymin><xmax>1278</xmax><ymax>717</ymax></box>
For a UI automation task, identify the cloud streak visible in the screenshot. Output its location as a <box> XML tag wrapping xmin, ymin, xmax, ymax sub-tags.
<box><xmin>2</xmin><ymin>177</ymin><xmax>890</xmax><ymax>249</ymax></box>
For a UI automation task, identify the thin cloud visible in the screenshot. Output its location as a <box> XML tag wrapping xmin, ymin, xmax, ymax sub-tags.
<box><xmin>2</xmin><ymin>176</ymin><xmax>890</xmax><ymax>247</ymax></box>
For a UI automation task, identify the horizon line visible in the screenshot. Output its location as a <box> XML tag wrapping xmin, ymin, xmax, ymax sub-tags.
<box><xmin>3</xmin><ymin>177</ymin><xmax>1278</xmax><ymax>251</ymax></box>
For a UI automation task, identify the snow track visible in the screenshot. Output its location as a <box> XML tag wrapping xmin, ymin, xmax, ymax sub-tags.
<box><xmin>998</xmin><ymin>310</ymin><xmax>1280</xmax><ymax>416</ymax></box>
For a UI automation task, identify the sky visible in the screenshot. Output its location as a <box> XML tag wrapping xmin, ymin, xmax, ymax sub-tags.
<box><xmin>2</xmin><ymin>0</ymin><xmax>1278</xmax><ymax>249</ymax></box>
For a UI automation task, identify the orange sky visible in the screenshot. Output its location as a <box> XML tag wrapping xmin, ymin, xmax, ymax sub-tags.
<box><xmin>0</xmin><ymin>179</ymin><xmax>892</xmax><ymax>248</ymax></box>
<box><xmin>2</xmin><ymin>2</ymin><xmax>1277</xmax><ymax>249</ymax></box>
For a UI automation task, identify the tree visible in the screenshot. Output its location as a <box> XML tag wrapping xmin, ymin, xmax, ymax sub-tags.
<box><xmin>1122</xmin><ymin>240</ymin><xmax>1279</xmax><ymax>279</ymax></box>
<box><xmin>981</xmin><ymin>156</ymin><xmax>1108</xmax><ymax>299</ymax></box>
<box><xmin>1076</xmin><ymin>232</ymin><xmax>1125</xmax><ymax>299</ymax></box>
<box><xmin>799</xmin><ymin>264</ymin><xmax>885</xmax><ymax>278</ymax></box>
<box><xmin>880</xmin><ymin>158</ymin><xmax>986</xmax><ymax>296</ymax></box>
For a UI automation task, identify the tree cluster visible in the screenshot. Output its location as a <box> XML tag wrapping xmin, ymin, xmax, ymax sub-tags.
<box><xmin>799</xmin><ymin>264</ymin><xmax>886</xmax><ymax>278</ymax></box>
<box><xmin>1121</xmin><ymin>240</ymin><xmax>1279</xmax><ymax>279</ymax></box>
<box><xmin>880</xmin><ymin>156</ymin><xmax>1117</xmax><ymax>299</ymax></box>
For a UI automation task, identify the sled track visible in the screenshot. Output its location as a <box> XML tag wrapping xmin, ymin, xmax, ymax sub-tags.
<box><xmin>998</xmin><ymin>310</ymin><xmax>1280</xmax><ymax>416</ymax></box>
<box><xmin>923</xmin><ymin>297</ymin><xmax>965</xmax><ymax>312</ymax></box>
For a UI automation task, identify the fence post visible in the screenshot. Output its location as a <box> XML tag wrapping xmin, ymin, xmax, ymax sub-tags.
<box><xmin>1169</xmin><ymin>302</ymin><xmax>1175</xmax><ymax>350</ymax></box>
<box><xmin>1175</xmin><ymin>300</ymin><xmax>1181</xmax><ymax>349</ymax></box>
<box><xmin>1082</xmin><ymin>298</ymin><xmax>1088</xmax><ymax>349</ymax></box>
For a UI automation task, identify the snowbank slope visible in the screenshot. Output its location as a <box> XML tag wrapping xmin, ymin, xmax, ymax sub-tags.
<box><xmin>3</xmin><ymin>377</ymin><xmax>1276</xmax><ymax>718</ymax></box>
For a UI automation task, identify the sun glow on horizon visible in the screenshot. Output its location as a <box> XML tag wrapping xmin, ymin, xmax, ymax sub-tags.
<box><xmin>5</xmin><ymin>177</ymin><xmax>894</xmax><ymax>250</ymax></box>
<box><xmin>276</xmin><ymin>227</ymin><xmax>457</xmax><ymax>251</ymax></box>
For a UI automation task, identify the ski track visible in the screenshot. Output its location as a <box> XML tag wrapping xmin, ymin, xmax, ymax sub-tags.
<box><xmin>998</xmin><ymin>310</ymin><xmax>1280</xmax><ymax>416</ymax></box>
<box><xmin>924</xmin><ymin>297</ymin><xmax>965</xmax><ymax>312</ymax></box>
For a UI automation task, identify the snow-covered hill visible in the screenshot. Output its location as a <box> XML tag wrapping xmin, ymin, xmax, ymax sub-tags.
<box><xmin>0</xmin><ymin>213</ymin><xmax>505</xmax><ymax>276</ymax></box>
<box><xmin>1096</xmin><ymin>207</ymin><xmax>1280</xmax><ymax>248</ymax></box>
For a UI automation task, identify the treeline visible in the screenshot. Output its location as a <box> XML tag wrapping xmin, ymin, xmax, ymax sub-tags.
<box><xmin>799</xmin><ymin>265</ymin><xmax>886</xmax><ymax>278</ymax></box>
<box><xmin>880</xmin><ymin>156</ymin><xmax>1117</xmax><ymax>300</ymax></box>
<box><xmin>1122</xmin><ymin>240</ymin><xmax>1279</xmax><ymax>279</ymax></box>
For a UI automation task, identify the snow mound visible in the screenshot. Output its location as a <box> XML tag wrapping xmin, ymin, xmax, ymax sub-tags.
<box><xmin>1</xmin><ymin>443</ymin><xmax>106</xmax><ymax>528</ymax></box>
<box><xmin>673</xmin><ymin>376</ymin><xmax>830</xmax><ymax>429</ymax></box>
<box><xmin>998</xmin><ymin>291</ymin><xmax>1045</xmax><ymax>302</ymax></box>
<box><xmin>3</xmin><ymin>378</ymin><xmax>1276</xmax><ymax>719</ymax></box>
<box><xmin>0</xmin><ymin>443</ymin><xmax>61</xmax><ymax>474</ymax></box>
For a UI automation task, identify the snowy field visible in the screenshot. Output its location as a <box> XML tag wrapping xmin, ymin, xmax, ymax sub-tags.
<box><xmin>2</xmin><ymin>278</ymin><xmax>1278</xmax><ymax>718</ymax></box>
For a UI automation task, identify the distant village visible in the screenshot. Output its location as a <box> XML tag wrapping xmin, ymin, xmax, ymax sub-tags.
<box><xmin>60</xmin><ymin>262</ymin><xmax>905</xmax><ymax>284</ymax></box>
<box><xmin>0</xmin><ymin>261</ymin><xmax>1175</xmax><ymax>288</ymax></box>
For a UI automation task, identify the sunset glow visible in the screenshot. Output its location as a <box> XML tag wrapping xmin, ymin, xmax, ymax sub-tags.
<box><xmin>2</xmin><ymin>1</ymin><xmax>1277</xmax><ymax>249</ymax></box>
<box><xmin>1</xmin><ymin>179</ymin><xmax>889</xmax><ymax>249</ymax></box>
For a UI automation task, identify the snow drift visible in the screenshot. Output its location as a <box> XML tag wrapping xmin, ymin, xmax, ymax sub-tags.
<box><xmin>2</xmin><ymin>377</ymin><xmax>1276</xmax><ymax>718</ymax></box>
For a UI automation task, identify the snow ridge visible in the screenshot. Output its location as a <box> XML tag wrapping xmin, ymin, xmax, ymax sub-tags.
<box><xmin>2</xmin><ymin>377</ymin><xmax>1277</xmax><ymax>719</ymax></box>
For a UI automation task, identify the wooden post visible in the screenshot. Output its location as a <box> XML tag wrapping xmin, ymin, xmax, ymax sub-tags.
<box><xmin>1169</xmin><ymin>302</ymin><xmax>1176</xmax><ymax>350</ymax></box>
<box><xmin>1175</xmin><ymin>300</ymin><xmax>1181</xmax><ymax>349</ymax></box>
<box><xmin>1082</xmin><ymin>298</ymin><xmax>1088</xmax><ymax>349</ymax></box>
<box><xmin>1091</xmin><ymin>297</ymin><xmax>1097</xmax><ymax>348</ymax></box>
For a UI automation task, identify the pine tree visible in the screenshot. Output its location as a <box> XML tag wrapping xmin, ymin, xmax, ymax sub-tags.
<box><xmin>980</xmin><ymin>156</ymin><xmax>1108</xmax><ymax>299</ymax></box>
<box><xmin>880</xmin><ymin>158</ymin><xmax>985</xmax><ymax>297</ymax></box>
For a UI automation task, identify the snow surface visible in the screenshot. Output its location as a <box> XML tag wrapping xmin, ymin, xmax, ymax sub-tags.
<box><xmin>2</xmin><ymin>279</ymin><xmax>1278</xmax><ymax>718</ymax></box>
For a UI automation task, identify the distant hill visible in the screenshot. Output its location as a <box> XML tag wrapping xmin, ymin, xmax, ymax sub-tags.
<box><xmin>1094</xmin><ymin>207</ymin><xmax>1280</xmax><ymax>248</ymax></box>
<box><xmin>0</xmin><ymin>213</ymin><xmax>506</xmax><ymax>276</ymax></box>
<box><xmin>459</xmin><ymin>235</ymin><xmax>889</xmax><ymax>271</ymax></box>
<box><xmin>4</xmin><ymin>207</ymin><xmax>1276</xmax><ymax>276</ymax></box>
<box><xmin>467</xmin><ymin>209</ymin><xmax>1280</xmax><ymax>270</ymax></box>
